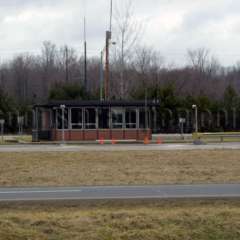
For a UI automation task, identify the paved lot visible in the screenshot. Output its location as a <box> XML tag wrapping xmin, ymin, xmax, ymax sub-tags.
<box><xmin>0</xmin><ymin>184</ymin><xmax>239</xmax><ymax>202</ymax></box>
<box><xmin>0</xmin><ymin>143</ymin><xmax>240</xmax><ymax>152</ymax></box>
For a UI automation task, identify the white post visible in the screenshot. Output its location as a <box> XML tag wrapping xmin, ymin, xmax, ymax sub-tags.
<box><xmin>179</xmin><ymin>118</ymin><xmax>186</xmax><ymax>140</ymax></box>
<box><xmin>195</xmin><ymin>107</ymin><xmax>198</xmax><ymax>133</ymax></box>
<box><xmin>17</xmin><ymin>116</ymin><xmax>23</xmax><ymax>135</ymax></box>
<box><xmin>60</xmin><ymin>105</ymin><xmax>66</xmax><ymax>144</ymax></box>
<box><xmin>192</xmin><ymin>105</ymin><xmax>198</xmax><ymax>133</ymax></box>
<box><xmin>36</xmin><ymin>108</ymin><xmax>39</xmax><ymax>142</ymax></box>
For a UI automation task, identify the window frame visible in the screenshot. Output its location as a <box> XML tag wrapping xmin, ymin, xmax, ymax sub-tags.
<box><xmin>125</xmin><ymin>108</ymin><xmax>137</xmax><ymax>129</ymax></box>
<box><xmin>70</xmin><ymin>107</ymin><xmax>83</xmax><ymax>130</ymax></box>
<box><xmin>111</xmin><ymin>107</ymin><xmax>125</xmax><ymax>129</ymax></box>
<box><xmin>84</xmin><ymin>107</ymin><xmax>97</xmax><ymax>130</ymax></box>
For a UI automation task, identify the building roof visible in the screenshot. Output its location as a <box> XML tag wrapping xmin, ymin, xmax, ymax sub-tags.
<box><xmin>34</xmin><ymin>100</ymin><xmax>160</xmax><ymax>108</ymax></box>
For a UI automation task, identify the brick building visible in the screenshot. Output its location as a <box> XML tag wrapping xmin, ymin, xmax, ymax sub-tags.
<box><xmin>32</xmin><ymin>100</ymin><xmax>160</xmax><ymax>142</ymax></box>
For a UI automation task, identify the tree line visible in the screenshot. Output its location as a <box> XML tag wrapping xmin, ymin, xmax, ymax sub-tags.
<box><xmin>0</xmin><ymin>43</ymin><xmax>240</xmax><ymax>132</ymax></box>
<box><xmin>0</xmin><ymin>0</ymin><xmax>240</xmax><ymax>133</ymax></box>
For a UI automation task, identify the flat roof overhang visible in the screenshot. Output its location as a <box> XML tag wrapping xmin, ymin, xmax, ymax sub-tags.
<box><xmin>34</xmin><ymin>100</ymin><xmax>161</xmax><ymax>109</ymax></box>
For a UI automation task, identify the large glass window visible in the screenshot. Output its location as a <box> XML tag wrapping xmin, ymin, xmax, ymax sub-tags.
<box><xmin>85</xmin><ymin>108</ymin><xmax>96</xmax><ymax>129</ymax></box>
<box><xmin>125</xmin><ymin>108</ymin><xmax>137</xmax><ymax>129</ymax></box>
<box><xmin>98</xmin><ymin>108</ymin><xmax>110</xmax><ymax>129</ymax></box>
<box><xmin>112</xmin><ymin>108</ymin><xmax>124</xmax><ymax>129</ymax></box>
<box><xmin>71</xmin><ymin>108</ymin><xmax>83</xmax><ymax>129</ymax></box>
<box><xmin>56</xmin><ymin>108</ymin><xmax>69</xmax><ymax>129</ymax></box>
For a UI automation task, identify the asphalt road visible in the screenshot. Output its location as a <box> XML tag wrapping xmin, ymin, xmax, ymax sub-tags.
<box><xmin>1</xmin><ymin>142</ymin><xmax>240</xmax><ymax>152</ymax></box>
<box><xmin>0</xmin><ymin>184</ymin><xmax>240</xmax><ymax>202</ymax></box>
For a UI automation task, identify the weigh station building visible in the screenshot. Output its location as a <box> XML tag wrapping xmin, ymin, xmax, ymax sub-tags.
<box><xmin>32</xmin><ymin>100</ymin><xmax>160</xmax><ymax>142</ymax></box>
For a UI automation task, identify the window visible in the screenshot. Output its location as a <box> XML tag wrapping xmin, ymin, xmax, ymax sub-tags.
<box><xmin>71</xmin><ymin>108</ymin><xmax>83</xmax><ymax>129</ymax></box>
<box><xmin>98</xmin><ymin>108</ymin><xmax>110</xmax><ymax>129</ymax></box>
<box><xmin>85</xmin><ymin>108</ymin><xmax>96</xmax><ymax>129</ymax></box>
<box><xmin>125</xmin><ymin>108</ymin><xmax>137</xmax><ymax>129</ymax></box>
<box><xmin>56</xmin><ymin>108</ymin><xmax>69</xmax><ymax>129</ymax></box>
<box><xmin>112</xmin><ymin>108</ymin><xmax>124</xmax><ymax>129</ymax></box>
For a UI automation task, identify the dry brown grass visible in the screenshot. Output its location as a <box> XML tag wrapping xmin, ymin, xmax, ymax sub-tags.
<box><xmin>0</xmin><ymin>150</ymin><xmax>239</xmax><ymax>186</ymax></box>
<box><xmin>0</xmin><ymin>200</ymin><xmax>239</xmax><ymax>240</ymax></box>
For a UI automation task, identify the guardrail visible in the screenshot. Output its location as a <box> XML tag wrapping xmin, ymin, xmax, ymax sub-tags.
<box><xmin>193</xmin><ymin>132</ymin><xmax>240</xmax><ymax>143</ymax></box>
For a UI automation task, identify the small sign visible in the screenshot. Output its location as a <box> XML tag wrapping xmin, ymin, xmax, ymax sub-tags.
<box><xmin>179</xmin><ymin>118</ymin><xmax>186</xmax><ymax>124</ymax></box>
<box><xmin>17</xmin><ymin>116</ymin><xmax>24</xmax><ymax>124</ymax></box>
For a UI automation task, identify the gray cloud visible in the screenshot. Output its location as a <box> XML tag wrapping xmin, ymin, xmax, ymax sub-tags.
<box><xmin>0</xmin><ymin>0</ymin><xmax>239</xmax><ymax>66</ymax></box>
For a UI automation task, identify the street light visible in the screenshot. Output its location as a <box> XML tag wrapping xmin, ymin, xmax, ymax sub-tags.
<box><xmin>192</xmin><ymin>104</ymin><xmax>198</xmax><ymax>133</ymax></box>
<box><xmin>60</xmin><ymin>105</ymin><xmax>66</xmax><ymax>144</ymax></box>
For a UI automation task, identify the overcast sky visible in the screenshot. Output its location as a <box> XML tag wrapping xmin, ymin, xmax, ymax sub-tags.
<box><xmin>0</xmin><ymin>0</ymin><xmax>240</xmax><ymax>66</ymax></box>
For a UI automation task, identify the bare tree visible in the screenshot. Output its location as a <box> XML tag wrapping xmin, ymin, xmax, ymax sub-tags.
<box><xmin>57</xmin><ymin>45</ymin><xmax>78</xmax><ymax>83</ymax></box>
<box><xmin>12</xmin><ymin>54</ymin><xmax>33</xmax><ymax>103</ymax></box>
<box><xmin>187</xmin><ymin>48</ymin><xmax>210</xmax><ymax>73</ymax></box>
<box><xmin>134</xmin><ymin>46</ymin><xmax>164</xmax><ymax>87</ymax></box>
<box><xmin>113</xmin><ymin>0</ymin><xmax>144</xmax><ymax>98</ymax></box>
<box><xmin>41</xmin><ymin>41</ymin><xmax>57</xmax><ymax>95</ymax></box>
<box><xmin>187</xmin><ymin>48</ymin><xmax>222</xmax><ymax>96</ymax></box>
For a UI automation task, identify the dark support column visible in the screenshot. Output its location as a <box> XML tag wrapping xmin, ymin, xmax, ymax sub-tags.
<box><xmin>153</xmin><ymin>107</ymin><xmax>157</xmax><ymax>133</ymax></box>
<box><xmin>136</xmin><ymin>108</ymin><xmax>140</xmax><ymax>140</ymax></box>
<box><xmin>32</xmin><ymin>109</ymin><xmax>36</xmax><ymax>130</ymax></box>
<box><xmin>96</xmin><ymin>108</ymin><xmax>99</xmax><ymax>139</ymax></box>
<box><xmin>109</xmin><ymin>107</ymin><xmax>112</xmax><ymax>139</ymax></box>
<box><xmin>32</xmin><ymin>108</ymin><xmax>39</xmax><ymax>142</ymax></box>
<box><xmin>36</xmin><ymin>108</ymin><xmax>39</xmax><ymax>142</ymax></box>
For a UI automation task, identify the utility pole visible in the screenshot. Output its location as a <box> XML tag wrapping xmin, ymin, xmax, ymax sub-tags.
<box><xmin>65</xmin><ymin>46</ymin><xmax>69</xmax><ymax>82</ymax></box>
<box><xmin>110</xmin><ymin>0</ymin><xmax>113</xmax><ymax>32</ymax></box>
<box><xmin>100</xmin><ymin>51</ymin><xmax>104</xmax><ymax>101</ymax></box>
<box><xmin>84</xmin><ymin>17</ymin><xmax>88</xmax><ymax>92</ymax></box>
<box><xmin>104</xmin><ymin>0</ymin><xmax>113</xmax><ymax>100</ymax></box>
<box><xmin>105</xmin><ymin>31</ymin><xmax>111</xmax><ymax>100</ymax></box>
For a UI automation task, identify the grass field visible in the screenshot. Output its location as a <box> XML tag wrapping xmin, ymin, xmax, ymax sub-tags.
<box><xmin>0</xmin><ymin>200</ymin><xmax>239</xmax><ymax>240</ymax></box>
<box><xmin>0</xmin><ymin>150</ymin><xmax>240</xmax><ymax>186</ymax></box>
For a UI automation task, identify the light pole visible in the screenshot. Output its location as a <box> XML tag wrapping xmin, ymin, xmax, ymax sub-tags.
<box><xmin>192</xmin><ymin>105</ymin><xmax>198</xmax><ymax>133</ymax></box>
<box><xmin>105</xmin><ymin>31</ymin><xmax>111</xmax><ymax>100</ymax></box>
<box><xmin>60</xmin><ymin>105</ymin><xmax>66</xmax><ymax>144</ymax></box>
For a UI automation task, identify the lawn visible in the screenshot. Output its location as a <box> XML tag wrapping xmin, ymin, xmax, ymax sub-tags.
<box><xmin>0</xmin><ymin>200</ymin><xmax>239</xmax><ymax>240</ymax></box>
<box><xmin>0</xmin><ymin>150</ymin><xmax>239</xmax><ymax>186</ymax></box>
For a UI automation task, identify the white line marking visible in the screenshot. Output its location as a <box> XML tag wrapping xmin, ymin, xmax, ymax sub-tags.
<box><xmin>0</xmin><ymin>190</ymin><xmax>83</xmax><ymax>194</ymax></box>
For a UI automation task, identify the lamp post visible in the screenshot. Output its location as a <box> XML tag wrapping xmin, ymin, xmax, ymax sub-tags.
<box><xmin>60</xmin><ymin>105</ymin><xmax>66</xmax><ymax>144</ymax></box>
<box><xmin>192</xmin><ymin>104</ymin><xmax>198</xmax><ymax>133</ymax></box>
